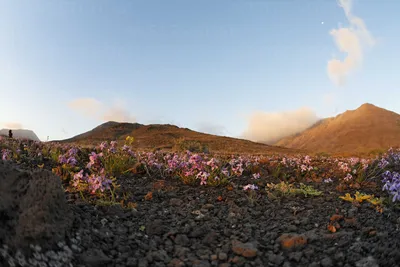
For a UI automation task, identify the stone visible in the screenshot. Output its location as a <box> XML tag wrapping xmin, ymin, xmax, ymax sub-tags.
<box><xmin>0</xmin><ymin>161</ymin><xmax>73</xmax><ymax>250</ymax></box>
<box><xmin>80</xmin><ymin>248</ymin><xmax>112</xmax><ymax>266</ymax></box>
<box><xmin>169</xmin><ymin>198</ymin><xmax>183</xmax><ymax>207</ymax></box>
<box><xmin>174</xmin><ymin>234</ymin><xmax>190</xmax><ymax>246</ymax></box>
<box><xmin>277</xmin><ymin>233</ymin><xmax>308</xmax><ymax>250</ymax></box>
<box><xmin>146</xmin><ymin>219</ymin><xmax>166</xmax><ymax>236</ymax></box>
<box><xmin>231</xmin><ymin>240</ymin><xmax>258</xmax><ymax>258</ymax></box>
<box><xmin>218</xmin><ymin>252</ymin><xmax>228</xmax><ymax>261</ymax></box>
<box><xmin>355</xmin><ymin>256</ymin><xmax>379</xmax><ymax>267</ymax></box>
<box><xmin>168</xmin><ymin>258</ymin><xmax>185</xmax><ymax>267</ymax></box>
<box><xmin>321</xmin><ymin>257</ymin><xmax>333</xmax><ymax>267</ymax></box>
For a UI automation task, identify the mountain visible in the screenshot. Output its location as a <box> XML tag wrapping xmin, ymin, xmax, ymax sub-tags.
<box><xmin>58</xmin><ymin>121</ymin><xmax>298</xmax><ymax>155</ymax></box>
<box><xmin>275</xmin><ymin>103</ymin><xmax>400</xmax><ymax>155</ymax></box>
<box><xmin>0</xmin><ymin>129</ymin><xmax>40</xmax><ymax>141</ymax></box>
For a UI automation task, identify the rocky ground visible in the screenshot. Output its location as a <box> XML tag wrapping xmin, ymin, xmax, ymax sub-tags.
<box><xmin>1</xmin><ymin>160</ymin><xmax>400</xmax><ymax>267</ymax></box>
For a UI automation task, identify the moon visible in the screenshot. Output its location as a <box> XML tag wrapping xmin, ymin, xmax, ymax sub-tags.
<box><xmin>321</xmin><ymin>21</ymin><xmax>324</xmax><ymax>25</ymax></box>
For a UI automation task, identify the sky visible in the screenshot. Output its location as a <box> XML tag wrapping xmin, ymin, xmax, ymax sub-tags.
<box><xmin>0</xmin><ymin>0</ymin><xmax>399</xmax><ymax>142</ymax></box>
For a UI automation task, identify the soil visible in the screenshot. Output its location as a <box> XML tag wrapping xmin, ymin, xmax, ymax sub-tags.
<box><xmin>1</xmin><ymin>164</ymin><xmax>400</xmax><ymax>267</ymax></box>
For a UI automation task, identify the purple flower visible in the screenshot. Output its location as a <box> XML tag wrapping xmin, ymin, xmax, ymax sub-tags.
<box><xmin>72</xmin><ymin>170</ymin><xmax>85</xmax><ymax>187</ymax></box>
<box><xmin>99</xmin><ymin>141</ymin><xmax>108</xmax><ymax>151</ymax></box>
<box><xmin>344</xmin><ymin>173</ymin><xmax>353</xmax><ymax>181</ymax></box>
<box><xmin>1</xmin><ymin>149</ymin><xmax>10</xmax><ymax>161</ymax></box>
<box><xmin>87</xmin><ymin>152</ymin><xmax>103</xmax><ymax>169</ymax></box>
<box><xmin>196</xmin><ymin>171</ymin><xmax>210</xmax><ymax>185</ymax></box>
<box><xmin>221</xmin><ymin>168</ymin><xmax>230</xmax><ymax>177</ymax></box>
<box><xmin>243</xmin><ymin>184</ymin><xmax>258</xmax><ymax>190</ymax></box>
<box><xmin>58</xmin><ymin>155</ymin><xmax>68</xmax><ymax>164</ymax></box>
<box><xmin>67</xmin><ymin>156</ymin><xmax>77</xmax><ymax>167</ymax></box>
<box><xmin>68</xmin><ymin>148</ymin><xmax>78</xmax><ymax>157</ymax></box>
<box><xmin>382</xmin><ymin>170</ymin><xmax>400</xmax><ymax>202</ymax></box>
<box><xmin>252</xmin><ymin>173</ymin><xmax>260</xmax><ymax>179</ymax></box>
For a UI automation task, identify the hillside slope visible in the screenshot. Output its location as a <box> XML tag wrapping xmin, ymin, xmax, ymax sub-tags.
<box><xmin>275</xmin><ymin>103</ymin><xmax>400</xmax><ymax>155</ymax></box>
<box><xmin>58</xmin><ymin>121</ymin><xmax>298</xmax><ymax>155</ymax></box>
<box><xmin>0</xmin><ymin>129</ymin><xmax>40</xmax><ymax>141</ymax></box>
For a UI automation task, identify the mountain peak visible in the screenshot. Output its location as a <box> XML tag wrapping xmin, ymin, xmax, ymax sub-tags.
<box><xmin>275</xmin><ymin>103</ymin><xmax>400</xmax><ymax>155</ymax></box>
<box><xmin>357</xmin><ymin>103</ymin><xmax>378</xmax><ymax>110</ymax></box>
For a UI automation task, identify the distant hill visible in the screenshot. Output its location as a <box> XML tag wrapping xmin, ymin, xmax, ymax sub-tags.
<box><xmin>0</xmin><ymin>129</ymin><xmax>40</xmax><ymax>141</ymax></box>
<box><xmin>275</xmin><ymin>103</ymin><xmax>400</xmax><ymax>155</ymax></box>
<box><xmin>57</xmin><ymin>121</ymin><xmax>299</xmax><ymax>155</ymax></box>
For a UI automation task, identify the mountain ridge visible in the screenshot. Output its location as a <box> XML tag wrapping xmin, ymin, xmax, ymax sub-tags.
<box><xmin>56</xmin><ymin>121</ymin><xmax>299</xmax><ymax>155</ymax></box>
<box><xmin>275</xmin><ymin>103</ymin><xmax>400</xmax><ymax>155</ymax></box>
<box><xmin>0</xmin><ymin>129</ymin><xmax>40</xmax><ymax>141</ymax></box>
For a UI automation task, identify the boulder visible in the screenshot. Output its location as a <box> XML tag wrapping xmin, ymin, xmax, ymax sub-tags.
<box><xmin>0</xmin><ymin>161</ymin><xmax>73</xmax><ymax>250</ymax></box>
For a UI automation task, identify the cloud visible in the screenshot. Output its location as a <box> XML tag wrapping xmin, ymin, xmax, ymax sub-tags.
<box><xmin>327</xmin><ymin>0</ymin><xmax>375</xmax><ymax>86</ymax></box>
<box><xmin>242</xmin><ymin>107</ymin><xmax>319</xmax><ymax>144</ymax></box>
<box><xmin>3</xmin><ymin>122</ymin><xmax>23</xmax><ymax>129</ymax></box>
<box><xmin>102</xmin><ymin>106</ymin><xmax>136</xmax><ymax>123</ymax></box>
<box><xmin>68</xmin><ymin>97</ymin><xmax>136</xmax><ymax>123</ymax></box>
<box><xmin>68</xmin><ymin>98</ymin><xmax>102</xmax><ymax>119</ymax></box>
<box><xmin>196</xmin><ymin>122</ymin><xmax>226</xmax><ymax>136</ymax></box>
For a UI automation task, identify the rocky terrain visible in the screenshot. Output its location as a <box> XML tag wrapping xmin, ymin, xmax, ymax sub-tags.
<box><xmin>1</xmin><ymin>158</ymin><xmax>400</xmax><ymax>267</ymax></box>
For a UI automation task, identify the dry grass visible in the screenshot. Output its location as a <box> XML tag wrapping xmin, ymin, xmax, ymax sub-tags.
<box><xmin>55</xmin><ymin>122</ymin><xmax>302</xmax><ymax>155</ymax></box>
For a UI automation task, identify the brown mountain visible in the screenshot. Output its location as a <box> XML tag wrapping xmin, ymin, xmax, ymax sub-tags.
<box><xmin>58</xmin><ymin>121</ymin><xmax>298</xmax><ymax>155</ymax></box>
<box><xmin>275</xmin><ymin>103</ymin><xmax>400</xmax><ymax>155</ymax></box>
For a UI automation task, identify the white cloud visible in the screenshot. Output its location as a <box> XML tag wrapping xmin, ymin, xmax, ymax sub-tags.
<box><xmin>102</xmin><ymin>106</ymin><xmax>136</xmax><ymax>123</ymax></box>
<box><xmin>327</xmin><ymin>0</ymin><xmax>375</xmax><ymax>85</ymax></box>
<box><xmin>68</xmin><ymin>97</ymin><xmax>136</xmax><ymax>123</ymax></box>
<box><xmin>242</xmin><ymin>107</ymin><xmax>319</xmax><ymax>144</ymax></box>
<box><xmin>68</xmin><ymin>98</ymin><xmax>102</xmax><ymax>119</ymax></box>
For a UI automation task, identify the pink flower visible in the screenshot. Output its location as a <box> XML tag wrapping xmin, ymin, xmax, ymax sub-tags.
<box><xmin>243</xmin><ymin>184</ymin><xmax>258</xmax><ymax>190</ymax></box>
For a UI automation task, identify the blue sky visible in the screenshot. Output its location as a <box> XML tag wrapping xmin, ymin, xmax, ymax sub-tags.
<box><xmin>0</xmin><ymin>0</ymin><xmax>399</xmax><ymax>142</ymax></box>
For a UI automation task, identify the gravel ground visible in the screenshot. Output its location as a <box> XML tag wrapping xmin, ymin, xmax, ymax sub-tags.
<box><xmin>2</xmin><ymin>165</ymin><xmax>400</xmax><ymax>267</ymax></box>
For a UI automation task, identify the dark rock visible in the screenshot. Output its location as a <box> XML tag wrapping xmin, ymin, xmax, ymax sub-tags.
<box><xmin>170</xmin><ymin>198</ymin><xmax>184</xmax><ymax>207</ymax></box>
<box><xmin>146</xmin><ymin>219</ymin><xmax>166</xmax><ymax>235</ymax></box>
<box><xmin>267</xmin><ymin>253</ymin><xmax>285</xmax><ymax>265</ymax></box>
<box><xmin>190</xmin><ymin>226</ymin><xmax>207</xmax><ymax>238</ymax></box>
<box><xmin>151</xmin><ymin>249</ymin><xmax>171</xmax><ymax>263</ymax></box>
<box><xmin>218</xmin><ymin>252</ymin><xmax>228</xmax><ymax>261</ymax></box>
<box><xmin>174</xmin><ymin>234</ymin><xmax>190</xmax><ymax>246</ymax></box>
<box><xmin>355</xmin><ymin>256</ymin><xmax>379</xmax><ymax>267</ymax></box>
<box><xmin>202</xmin><ymin>231</ymin><xmax>218</xmax><ymax>245</ymax></box>
<box><xmin>126</xmin><ymin>257</ymin><xmax>138</xmax><ymax>266</ymax></box>
<box><xmin>168</xmin><ymin>258</ymin><xmax>185</xmax><ymax>267</ymax></box>
<box><xmin>192</xmin><ymin>259</ymin><xmax>211</xmax><ymax>267</ymax></box>
<box><xmin>138</xmin><ymin>259</ymin><xmax>149</xmax><ymax>267</ymax></box>
<box><xmin>289</xmin><ymin>251</ymin><xmax>303</xmax><ymax>262</ymax></box>
<box><xmin>80</xmin><ymin>248</ymin><xmax>112</xmax><ymax>266</ymax></box>
<box><xmin>321</xmin><ymin>257</ymin><xmax>333</xmax><ymax>267</ymax></box>
<box><xmin>0</xmin><ymin>161</ymin><xmax>73</xmax><ymax>250</ymax></box>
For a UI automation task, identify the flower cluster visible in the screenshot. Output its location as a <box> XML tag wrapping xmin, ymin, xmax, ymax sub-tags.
<box><xmin>1</xmin><ymin>149</ymin><xmax>11</xmax><ymax>161</ymax></box>
<box><xmin>381</xmin><ymin>170</ymin><xmax>400</xmax><ymax>202</ymax></box>
<box><xmin>58</xmin><ymin>147</ymin><xmax>78</xmax><ymax>167</ymax></box>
